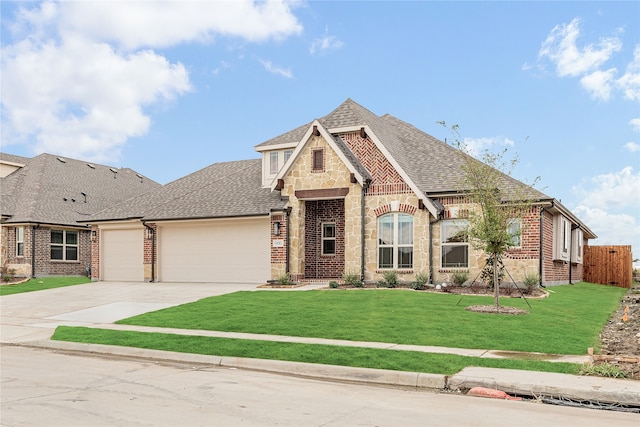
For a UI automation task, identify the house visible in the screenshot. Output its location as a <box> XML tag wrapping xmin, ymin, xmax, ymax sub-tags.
<box><xmin>0</xmin><ymin>152</ymin><xmax>161</xmax><ymax>278</ymax></box>
<box><xmin>85</xmin><ymin>99</ymin><xmax>596</xmax><ymax>286</ymax></box>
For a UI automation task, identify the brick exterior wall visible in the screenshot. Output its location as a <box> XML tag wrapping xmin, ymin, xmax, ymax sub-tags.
<box><xmin>341</xmin><ymin>132</ymin><xmax>412</xmax><ymax>195</ymax></box>
<box><xmin>3</xmin><ymin>225</ymin><xmax>90</xmax><ymax>277</ymax></box>
<box><xmin>143</xmin><ymin>223</ymin><xmax>157</xmax><ymax>281</ymax></box>
<box><xmin>540</xmin><ymin>210</ymin><xmax>584</xmax><ymax>284</ymax></box>
<box><xmin>90</xmin><ymin>225</ymin><xmax>100</xmax><ymax>280</ymax></box>
<box><xmin>304</xmin><ymin>199</ymin><xmax>345</xmax><ymax>279</ymax></box>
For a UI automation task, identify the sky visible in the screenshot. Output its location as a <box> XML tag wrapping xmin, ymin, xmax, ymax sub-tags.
<box><xmin>1</xmin><ymin>1</ymin><xmax>639</xmax><ymax>265</ymax></box>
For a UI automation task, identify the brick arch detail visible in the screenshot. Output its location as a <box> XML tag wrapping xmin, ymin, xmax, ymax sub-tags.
<box><xmin>374</xmin><ymin>203</ymin><xmax>417</xmax><ymax>217</ymax></box>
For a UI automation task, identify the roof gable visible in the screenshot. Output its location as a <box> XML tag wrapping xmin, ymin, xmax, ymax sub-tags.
<box><xmin>271</xmin><ymin>120</ymin><xmax>372</xmax><ymax>191</ymax></box>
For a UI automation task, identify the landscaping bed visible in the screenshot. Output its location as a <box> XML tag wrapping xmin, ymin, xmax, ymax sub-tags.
<box><xmin>596</xmin><ymin>284</ymin><xmax>640</xmax><ymax>380</ymax></box>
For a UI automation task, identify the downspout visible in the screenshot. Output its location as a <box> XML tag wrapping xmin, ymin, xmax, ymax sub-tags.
<box><xmin>539</xmin><ymin>201</ymin><xmax>554</xmax><ymax>288</ymax></box>
<box><xmin>360</xmin><ymin>179</ymin><xmax>371</xmax><ymax>282</ymax></box>
<box><xmin>143</xmin><ymin>222</ymin><xmax>155</xmax><ymax>283</ymax></box>
<box><xmin>285</xmin><ymin>207</ymin><xmax>291</xmax><ymax>275</ymax></box>
<box><xmin>31</xmin><ymin>225</ymin><xmax>38</xmax><ymax>278</ymax></box>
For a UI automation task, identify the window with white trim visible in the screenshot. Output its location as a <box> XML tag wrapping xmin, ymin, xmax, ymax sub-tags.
<box><xmin>269</xmin><ymin>152</ymin><xmax>279</xmax><ymax>175</ymax></box>
<box><xmin>16</xmin><ymin>227</ymin><xmax>24</xmax><ymax>257</ymax></box>
<box><xmin>507</xmin><ymin>218</ymin><xmax>522</xmax><ymax>247</ymax></box>
<box><xmin>441</xmin><ymin>219</ymin><xmax>468</xmax><ymax>268</ymax></box>
<box><xmin>378</xmin><ymin>213</ymin><xmax>413</xmax><ymax>269</ymax></box>
<box><xmin>284</xmin><ymin>149</ymin><xmax>293</xmax><ymax>164</ymax></box>
<box><xmin>321</xmin><ymin>223</ymin><xmax>336</xmax><ymax>255</ymax></box>
<box><xmin>51</xmin><ymin>230</ymin><xmax>78</xmax><ymax>261</ymax></box>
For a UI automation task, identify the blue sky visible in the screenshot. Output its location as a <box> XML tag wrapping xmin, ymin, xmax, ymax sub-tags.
<box><xmin>1</xmin><ymin>1</ymin><xmax>639</xmax><ymax>263</ymax></box>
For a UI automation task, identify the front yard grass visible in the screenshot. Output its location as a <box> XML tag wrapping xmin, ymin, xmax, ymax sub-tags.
<box><xmin>51</xmin><ymin>326</ymin><xmax>581</xmax><ymax>376</ymax></box>
<box><xmin>115</xmin><ymin>282</ymin><xmax>626</xmax><ymax>355</ymax></box>
<box><xmin>0</xmin><ymin>276</ymin><xmax>91</xmax><ymax>296</ymax></box>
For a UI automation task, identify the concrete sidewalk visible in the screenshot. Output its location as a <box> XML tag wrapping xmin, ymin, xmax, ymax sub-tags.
<box><xmin>1</xmin><ymin>281</ymin><xmax>639</xmax><ymax>409</ymax></box>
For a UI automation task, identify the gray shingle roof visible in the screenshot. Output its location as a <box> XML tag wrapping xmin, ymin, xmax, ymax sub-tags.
<box><xmin>257</xmin><ymin>98</ymin><xmax>549</xmax><ymax>201</ymax></box>
<box><xmin>88</xmin><ymin>159</ymin><xmax>286</xmax><ymax>222</ymax></box>
<box><xmin>1</xmin><ymin>153</ymin><xmax>161</xmax><ymax>226</ymax></box>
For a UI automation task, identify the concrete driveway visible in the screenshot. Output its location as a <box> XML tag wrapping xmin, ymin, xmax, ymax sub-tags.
<box><xmin>0</xmin><ymin>281</ymin><xmax>259</xmax><ymax>344</ymax></box>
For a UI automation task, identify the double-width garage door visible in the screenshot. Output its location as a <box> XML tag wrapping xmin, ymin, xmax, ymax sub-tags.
<box><xmin>101</xmin><ymin>228</ymin><xmax>144</xmax><ymax>282</ymax></box>
<box><xmin>158</xmin><ymin>218</ymin><xmax>270</xmax><ymax>283</ymax></box>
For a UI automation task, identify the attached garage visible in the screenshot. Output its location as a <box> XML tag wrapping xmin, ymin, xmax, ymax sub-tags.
<box><xmin>157</xmin><ymin>218</ymin><xmax>270</xmax><ymax>283</ymax></box>
<box><xmin>101</xmin><ymin>227</ymin><xmax>144</xmax><ymax>281</ymax></box>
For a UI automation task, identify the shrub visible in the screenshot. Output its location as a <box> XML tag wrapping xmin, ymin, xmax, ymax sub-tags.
<box><xmin>523</xmin><ymin>271</ymin><xmax>540</xmax><ymax>293</ymax></box>
<box><xmin>411</xmin><ymin>271</ymin><xmax>430</xmax><ymax>290</ymax></box>
<box><xmin>329</xmin><ymin>281</ymin><xmax>339</xmax><ymax>289</ymax></box>
<box><xmin>376</xmin><ymin>270</ymin><xmax>399</xmax><ymax>288</ymax></box>
<box><xmin>276</xmin><ymin>273</ymin><xmax>292</xmax><ymax>286</ymax></box>
<box><xmin>343</xmin><ymin>271</ymin><xmax>363</xmax><ymax>288</ymax></box>
<box><xmin>1</xmin><ymin>267</ymin><xmax>16</xmax><ymax>283</ymax></box>
<box><xmin>451</xmin><ymin>271</ymin><xmax>469</xmax><ymax>286</ymax></box>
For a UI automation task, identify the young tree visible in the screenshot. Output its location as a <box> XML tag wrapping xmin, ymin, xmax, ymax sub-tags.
<box><xmin>439</xmin><ymin>122</ymin><xmax>540</xmax><ymax>309</ymax></box>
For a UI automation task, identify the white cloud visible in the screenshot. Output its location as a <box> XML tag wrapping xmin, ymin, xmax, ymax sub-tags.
<box><xmin>259</xmin><ymin>59</ymin><xmax>293</xmax><ymax>78</ymax></box>
<box><xmin>535</xmin><ymin>17</ymin><xmax>640</xmax><ymax>101</ymax></box>
<box><xmin>616</xmin><ymin>44</ymin><xmax>640</xmax><ymax>101</ymax></box>
<box><xmin>53</xmin><ymin>1</ymin><xmax>303</xmax><ymax>49</ymax></box>
<box><xmin>310</xmin><ymin>27</ymin><xmax>344</xmax><ymax>55</ymax></box>
<box><xmin>539</xmin><ymin>18</ymin><xmax>622</xmax><ymax>77</ymax></box>
<box><xmin>573</xmin><ymin>205</ymin><xmax>639</xmax><ymax>247</ymax></box>
<box><xmin>624</xmin><ymin>142</ymin><xmax>640</xmax><ymax>152</ymax></box>
<box><xmin>572</xmin><ymin>167</ymin><xmax>640</xmax><ymax>260</ymax></box>
<box><xmin>579</xmin><ymin>68</ymin><xmax>616</xmax><ymax>100</ymax></box>
<box><xmin>1</xmin><ymin>0</ymin><xmax>303</xmax><ymax>163</ymax></box>
<box><xmin>461</xmin><ymin>136</ymin><xmax>514</xmax><ymax>157</ymax></box>
<box><xmin>573</xmin><ymin>167</ymin><xmax>640</xmax><ymax>210</ymax></box>
<box><xmin>630</xmin><ymin>117</ymin><xmax>640</xmax><ymax>131</ymax></box>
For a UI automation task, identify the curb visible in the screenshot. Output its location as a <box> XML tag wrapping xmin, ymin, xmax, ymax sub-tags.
<box><xmin>15</xmin><ymin>340</ymin><xmax>447</xmax><ymax>390</ymax></box>
<box><xmin>9</xmin><ymin>339</ymin><xmax>639</xmax><ymax>408</ymax></box>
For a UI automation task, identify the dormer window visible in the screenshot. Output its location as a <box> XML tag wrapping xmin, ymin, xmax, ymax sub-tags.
<box><xmin>270</xmin><ymin>152</ymin><xmax>279</xmax><ymax>175</ymax></box>
<box><xmin>312</xmin><ymin>149</ymin><xmax>324</xmax><ymax>172</ymax></box>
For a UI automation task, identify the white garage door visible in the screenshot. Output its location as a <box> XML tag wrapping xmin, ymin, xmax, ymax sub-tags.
<box><xmin>101</xmin><ymin>228</ymin><xmax>144</xmax><ymax>281</ymax></box>
<box><xmin>158</xmin><ymin>218</ymin><xmax>270</xmax><ymax>283</ymax></box>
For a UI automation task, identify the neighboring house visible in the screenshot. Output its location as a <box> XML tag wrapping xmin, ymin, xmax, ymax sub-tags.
<box><xmin>0</xmin><ymin>152</ymin><xmax>161</xmax><ymax>278</ymax></box>
<box><xmin>86</xmin><ymin>99</ymin><xmax>595</xmax><ymax>285</ymax></box>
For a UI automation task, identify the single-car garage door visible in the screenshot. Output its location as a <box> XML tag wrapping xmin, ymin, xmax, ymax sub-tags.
<box><xmin>101</xmin><ymin>228</ymin><xmax>144</xmax><ymax>281</ymax></box>
<box><xmin>158</xmin><ymin>218</ymin><xmax>270</xmax><ymax>283</ymax></box>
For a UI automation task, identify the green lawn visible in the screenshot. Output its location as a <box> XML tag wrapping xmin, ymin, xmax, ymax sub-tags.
<box><xmin>116</xmin><ymin>282</ymin><xmax>626</xmax><ymax>355</ymax></box>
<box><xmin>51</xmin><ymin>282</ymin><xmax>626</xmax><ymax>376</ymax></box>
<box><xmin>51</xmin><ymin>326</ymin><xmax>582</xmax><ymax>376</ymax></box>
<box><xmin>0</xmin><ymin>276</ymin><xmax>91</xmax><ymax>296</ymax></box>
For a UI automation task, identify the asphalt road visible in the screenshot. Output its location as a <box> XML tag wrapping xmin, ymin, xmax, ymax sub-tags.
<box><xmin>2</xmin><ymin>346</ymin><xmax>638</xmax><ymax>427</ymax></box>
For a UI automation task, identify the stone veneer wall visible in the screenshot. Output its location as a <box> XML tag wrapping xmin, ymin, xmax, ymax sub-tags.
<box><xmin>279</xmin><ymin>133</ymin><xmax>362</xmax><ymax>281</ymax></box>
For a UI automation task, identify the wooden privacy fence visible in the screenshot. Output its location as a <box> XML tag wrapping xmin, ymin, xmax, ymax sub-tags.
<box><xmin>584</xmin><ymin>245</ymin><xmax>633</xmax><ymax>288</ymax></box>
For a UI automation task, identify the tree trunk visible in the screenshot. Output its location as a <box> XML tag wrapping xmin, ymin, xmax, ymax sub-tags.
<box><xmin>493</xmin><ymin>252</ymin><xmax>500</xmax><ymax>308</ymax></box>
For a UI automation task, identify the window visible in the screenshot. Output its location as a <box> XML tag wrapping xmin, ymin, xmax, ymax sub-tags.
<box><xmin>312</xmin><ymin>149</ymin><xmax>324</xmax><ymax>171</ymax></box>
<box><xmin>507</xmin><ymin>219</ymin><xmax>521</xmax><ymax>247</ymax></box>
<box><xmin>284</xmin><ymin>149</ymin><xmax>293</xmax><ymax>163</ymax></box>
<box><xmin>441</xmin><ymin>220</ymin><xmax>468</xmax><ymax>268</ymax></box>
<box><xmin>321</xmin><ymin>223</ymin><xmax>336</xmax><ymax>255</ymax></box>
<box><xmin>16</xmin><ymin>227</ymin><xmax>24</xmax><ymax>257</ymax></box>
<box><xmin>51</xmin><ymin>230</ymin><xmax>78</xmax><ymax>261</ymax></box>
<box><xmin>269</xmin><ymin>152</ymin><xmax>278</xmax><ymax>175</ymax></box>
<box><xmin>378</xmin><ymin>213</ymin><xmax>413</xmax><ymax>269</ymax></box>
<box><xmin>552</xmin><ymin>215</ymin><xmax>571</xmax><ymax>261</ymax></box>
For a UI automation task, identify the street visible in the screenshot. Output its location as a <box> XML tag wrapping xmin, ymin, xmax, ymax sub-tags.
<box><xmin>2</xmin><ymin>346</ymin><xmax>638</xmax><ymax>427</ymax></box>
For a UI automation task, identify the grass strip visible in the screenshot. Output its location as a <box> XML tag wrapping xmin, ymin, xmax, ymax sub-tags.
<box><xmin>52</xmin><ymin>326</ymin><xmax>581</xmax><ymax>376</ymax></box>
<box><xmin>117</xmin><ymin>283</ymin><xmax>626</xmax><ymax>355</ymax></box>
<box><xmin>0</xmin><ymin>276</ymin><xmax>91</xmax><ymax>296</ymax></box>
